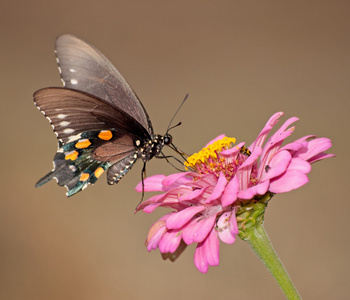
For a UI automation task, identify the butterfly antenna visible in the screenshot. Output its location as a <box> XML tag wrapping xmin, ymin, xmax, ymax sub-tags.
<box><xmin>166</xmin><ymin>94</ymin><xmax>188</xmax><ymax>133</ymax></box>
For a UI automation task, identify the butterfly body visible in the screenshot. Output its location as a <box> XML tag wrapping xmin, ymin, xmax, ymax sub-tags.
<box><xmin>34</xmin><ymin>35</ymin><xmax>173</xmax><ymax>196</ymax></box>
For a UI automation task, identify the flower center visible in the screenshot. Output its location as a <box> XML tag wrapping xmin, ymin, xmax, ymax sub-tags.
<box><xmin>185</xmin><ymin>137</ymin><xmax>248</xmax><ymax>180</ymax></box>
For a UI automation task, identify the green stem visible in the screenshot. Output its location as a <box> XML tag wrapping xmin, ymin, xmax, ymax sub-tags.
<box><xmin>244</xmin><ymin>224</ymin><xmax>302</xmax><ymax>300</ymax></box>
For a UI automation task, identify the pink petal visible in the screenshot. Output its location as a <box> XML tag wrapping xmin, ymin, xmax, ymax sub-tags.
<box><xmin>238</xmin><ymin>180</ymin><xmax>270</xmax><ymax>199</ymax></box>
<box><xmin>142</xmin><ymin>203</ymin><xmax>164</xmax><ymax>213</ymax></box>
<box><xmin>194</xmin><ymin>229</ymin><xmax>220</xmax><ymax>273</ymax></box>
<box><xmin>296</xmin><ymin>138</ymin><xmax>333</xmax><ymax>162</ymax></box>
<box><xmin>159</xmin><ymin>230</ymin><xmax>182</xmax><ymax>253</ymax></box>
<box><xmin>136</xmin><ymin>194</ymin><xmax>167</xmax><ymax>212</ymax></box>
<box><xmin>206</xmin><ymin>172</ymin><xmax>227</xmax><ymax>204</ymax></box>
<box><xmin>200</xmin><ymin>173</ymin><xmax>219</xmax><ymax>187</ymax></box>
<box><xmin>229</xmin><ymin>212</ymin><xmax>239</xmax><ymax>235</ymax></box>
<box><xmin>161</xmin><ymin>172</ymin><xmax>192</xmax><ymax>187</ymax></box>
<box><xmin>269</xmin><ymin>158</ymin><xmax>311</xmax><ymax>193</ymax></box>
<box><xmin>249</xmin><ymin>112</ymin><xmax>284</xmax><ymax>151</ymax></box>
<box><xmin>183</xmin><ymin>214</ymin><xmax>216</xmax><ymax>244</ymax></box>
<box><xmin>260</xmin><ymin>150</ymin><xmax>291</xmax><ymax>181</ymax></box>
<box><xmin>220</xmin><ymin>142</ymin><xmax>244</xmax><ymax>157</ymax></box>
<box><xmin>179</xmin><ymin>188</ymin><xmax>206</xmax><ymax>202</ymax></box>
<box><xmin>269</xmin><ymin>170</ymin><xmax>309</xmax><ymax>193</ymax></box>
<box><xmin>269</xmin><ymin>117</ymin><xmax>299</xmax><ymax>146</ymax></box>
<box><xmin>136</xmin><ymin>185</ymin><xmax>193</xmax><ymax>213</ymax></box>
<box><xmin>280</xmin><ymin>141</ymin><xmax>306</xmax><ymax>153</ymax></box>
<box><xmin>166</xmin><ymin>206</ymin><xmax>205</xmax><ymax>230</ymax></box>
<box><xmin>217</xmin><ymin>212</ymin><xmax>238</xmax><ymax>244</ymax></box>
<box><xmin>308</xmin><ymin>152</ymin><xmax>335</xmax><ymax>163</ymax></box>
<box><xmin>205</xmin><ymin>134</ymin><xmax>226</xmax><ymax>147</ymax></box>
<box><xmin>221</xmin><ymin>176</ymin><xmax>239</xmax><ymax>207</ymax></box>
<box><xmin>135</xmin><ymin>175</ymin><xmax>166</xmax><ymax>192</ymax></box>
<box><xmin>293</xmin><ymin>135</ymin><xmax>316</xmax><ymax>143</ymax></box>
<box><xmin>146</xmin><ymin>219</ymin><xmax>168</xmax><ymax>251</ymax></box>
<box><xmin>289</xmin><ymin>157</ymin><xmax>312</xmax><ymax>174</ymax></box>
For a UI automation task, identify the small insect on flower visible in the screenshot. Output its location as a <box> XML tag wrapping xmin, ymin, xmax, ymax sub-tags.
<box><xmin>136</xmin><ymin>112</ymin><xmax>334</xmax><ymax>273</ymax></box>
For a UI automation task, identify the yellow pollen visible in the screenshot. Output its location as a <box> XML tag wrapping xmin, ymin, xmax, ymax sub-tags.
<box><xmin>184</xmin><ymin>137</ymin><xmax>236</xmax><ymax>168</ymax></box>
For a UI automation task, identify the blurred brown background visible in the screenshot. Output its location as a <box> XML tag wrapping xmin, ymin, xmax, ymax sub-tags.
<box><xmin>1</xmin><ymin>1</ymin><xmax>348</xmax><ymax>299</ymax></box>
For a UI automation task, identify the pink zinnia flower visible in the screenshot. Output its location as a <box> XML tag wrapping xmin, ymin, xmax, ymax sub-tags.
<box><xmin>135</xmin><ymin>112</ymin><xmax>334</xmax><ymax>273</ymax></box>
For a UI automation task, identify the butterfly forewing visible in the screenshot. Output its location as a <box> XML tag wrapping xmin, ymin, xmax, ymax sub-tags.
<box><xmin>34</xmin><ymin>87</ymin><xmax>150</xmax><ymax>144</ymax></box>
<box><xmin>55</xmin><ymin>34</ymin><xmax>153</xmax><ymax>135</ymax></box>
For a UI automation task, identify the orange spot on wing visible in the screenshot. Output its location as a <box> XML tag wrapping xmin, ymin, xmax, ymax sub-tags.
<box><xmin>75</xmin><ymin>139</ymin><xmax>91</xmax><ymax>149</ymax></box>
<box><xmin>94</xmin><ymin>167</ymin><xmax>104</xmax><ymax>178</ymax></box>
<box><xmin>98</xmin><ymin>130</ymin><xmax>113</xmax><ymax>141</ymax></box>
<box><xmin>79</xmin><ymin>173</ymin><xmax>90</xmax><ymax>182</ymax></box>
<box><xmin>65</xmin><ymin>150</ymin><xmax>78</xmax><ymax>161</ymax></box>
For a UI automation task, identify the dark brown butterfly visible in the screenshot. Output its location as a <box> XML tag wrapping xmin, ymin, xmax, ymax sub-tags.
<box><xmin>34</xmin><ymin>34</ymin><xmax>175</xmax><ymax>196</ymax></box>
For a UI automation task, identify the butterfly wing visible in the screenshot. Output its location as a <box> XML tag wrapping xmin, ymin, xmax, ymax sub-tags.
<box><xmin>34</xmin><ymin>87</ymin><xmax>149</xmax><ymax>196</ymax></box>
<box><xmin>55</xmin><ymin>34</ymin><xmax>154</xmax><ymax>136</ymax></box>
<box><xmin>34</xmin><ymin>87</ymin><xmax>150</xmax><ymax>144</ymax></box>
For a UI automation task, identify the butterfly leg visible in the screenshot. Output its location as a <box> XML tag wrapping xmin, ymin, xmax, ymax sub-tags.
<box><xmin>156</xmin><ymin>152</ymin><xmax>185</xmax><ymax>172</ymax></box>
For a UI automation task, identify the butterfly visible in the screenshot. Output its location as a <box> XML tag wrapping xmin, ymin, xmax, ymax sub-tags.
<box><xmin>34</xmin><ymin>34</ymin><xmax>177</xmax><ymax>197</ymax></box>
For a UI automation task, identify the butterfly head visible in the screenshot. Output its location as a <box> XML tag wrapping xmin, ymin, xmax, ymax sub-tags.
<box><xmin>163</xmin><ymin>133</ymin><xmax>172</xmax><ymax>146</ymax></box>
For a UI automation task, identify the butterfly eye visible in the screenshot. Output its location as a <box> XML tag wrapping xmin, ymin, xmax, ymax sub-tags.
<box><xmin>164</xmin><ymin>134</ymin><xmax>172</xmax><ymax>145</ymax></box>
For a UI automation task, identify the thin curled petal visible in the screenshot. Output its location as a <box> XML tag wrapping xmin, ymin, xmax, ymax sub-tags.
<box><xmin>308</xmin><ymin>152</ymin><xmax>335</xmax><ymax>163</ymax></box>
<box><xmin>249</xmin><ymin>112</ymin><xmax>284</xmax><ymax>151</ymax></box>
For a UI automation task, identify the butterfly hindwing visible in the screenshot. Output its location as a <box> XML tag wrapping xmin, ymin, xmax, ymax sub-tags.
<box><xmin>35</xmin><ymin>130</ymin><xmax>139</xmax><ymax>196</ymax></box>
<box><xmin>107</xmin><ymin>152</ymin><xmax>138</xmax><ymax>185</ymax></box>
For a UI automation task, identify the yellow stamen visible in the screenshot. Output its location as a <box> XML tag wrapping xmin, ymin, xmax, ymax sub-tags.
<box><xmin>184</xmin><ymin>137</ymin><xmax>236</xmax><ymax>168</ymax></box>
